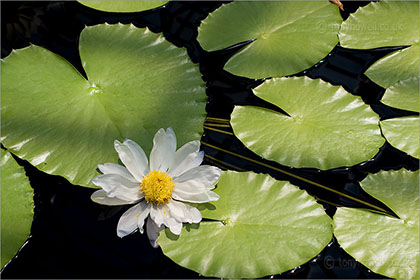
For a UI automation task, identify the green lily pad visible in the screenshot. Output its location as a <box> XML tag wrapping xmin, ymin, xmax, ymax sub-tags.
<box><xmin>339</xmin><ymin>1</ymin><xmax>419</xmax><ymax>49</ymax></box>
<box><xmin>158</xmin><ymin>171</ymin><xmax>332</xmax><ymax>278</ymax></box>
<box><xmin>339</xmin><ymin>1</ymin><xmax>419</xmax><ymax>112</ymax></box>
<box><xmin>333</xmin><ymin>169</ymin><xmax>419</xmax><ymax>279</ymax></box>
<box><xmin>1</xmin><ymin>150</ymin><xmax>34</xmax><ymax>268</ymax></box>
<box><xmin>366</xmin><ymin>44</ymin><xmax>419</xmax><ymax>89</ymax></box>
<box><xmin>230</xmin><ymin>77</ymin><xmax>385</xmax><ymax>170</ymax></box>
<box><xmin>367</xmin><ymin>45</ymin><xmax>419</xmax><ymax>112</ymax></box>
<box><xmin>382</xmin><ymin>75</ymin><xmax>419</xmax><ymax>113</ymax></box>
<box><xmin>381</xmin><ymin>116</ymin><xmax>419</xmax><ymax>159</ymax></box>
<box><xmin>197</xmin><ymin>1</ymin><xmax>342</xmax><ymax>79</ymax></box>
<box><xmin>78</xmin><ymin>0</ymin><xmax>168</xmax><ymax>13</ymax></box>
<box><xmin>1</xmin><ymin>23</ymin><xmax>206</xmax><ymax>188</ymax></box>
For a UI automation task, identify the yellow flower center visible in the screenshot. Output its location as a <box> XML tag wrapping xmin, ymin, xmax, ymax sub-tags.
<box><xmin>140</xmin><ymin>170</ymin><xmax>175</xmax><ymax>206</ymax></box>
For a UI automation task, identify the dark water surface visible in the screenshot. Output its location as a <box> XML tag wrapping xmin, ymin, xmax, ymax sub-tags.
<box><xmin>1</xmin><ymin>1</ymin><xmax>418</xmax><ymax>278</ymax></box>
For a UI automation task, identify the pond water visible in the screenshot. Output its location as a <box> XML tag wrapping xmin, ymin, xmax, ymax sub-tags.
<box><xmin>1</xmin><ymin>1</ymin><xmax>418</xmax><ymax>278</ymax></box>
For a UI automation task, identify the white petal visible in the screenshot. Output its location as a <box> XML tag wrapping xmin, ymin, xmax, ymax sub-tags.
<box><xmin>117</xmin><ymin>201</ymin><xmax>149</xmax><ymax>238</ymax></box>
<box><xmin>168</xmin><ymin>140</ymin><xmax>203</xmax><ymax>177</ymax></box>
<box><xmin>146</xmin><ymin>218</ymin><xmax>164</xmax><ymax>248</ymax></box>
<box><xmin>173</xmin><ymin>189</ymin><xmax>220</xmax><ymax>203</ymax></box>
<box><xmin>190</xmin><ymin>151</ymin><xmax>204</xmax><ymax>169</ymax></box>
<box><xmin>166</xmin><ymin>200</ymin><xmax>202</xmax><ymax>224</ymax></box>
<box><xmin>175</xmin><ymin>179</ymin><xmax>215</xmax><ymax>195</ymax></box>
<box><xmin>150</xmin><ymin>203</ymin><xmax>182</xmax><ymax>235</ymax></box>
<box><xmin>114</xmin><ymin>139</ymin><xmax>149</xmax><ymax>181</ymax></box>
<box><xmin>184</xmin><ymin>206</ymin><xmax>202</xmax><ymax>224</ymax></box>
<box><xmin>165</xmin><ymin>200</ymin><xmax>185</xmax><ymax>221</ymax></box>
<box><xmin>149</xmin><ymin>204</ymin><xmax>165</xmax><ymax>227</ymax></box>
<box><xmin>161</xmin><ymin>204</ymin><xmax>182</xmax><ymax>235</ymax></box>
<box><xmin>91</xmin><ymin>190</ymin><xmax>135</xmax><ymax>205</ymax></box>
<box><xmin>98</xmin><ymin>163</ymin><xmax>137</xmax><ymax>182</ymax></box>
<box><xmin>149</xmin><ymin>127</ymin><xmax>176</xmax><ymax>172</ymax></box>
<box><xmin>136</xmin><ymin>201</ymin><xmax>151</xmax><ymax>234</ymax></box>
<box><xmin>166</xmin><ymin>218</ymin><xmax>182</xmax><ymax>235</ymax></box>
<box><xmin>177</xmin><ymin>165</ymin><xmax>221</xmax><ymax>185</ymax></box>
<box><xmin>92</xmin><ymin>174</ymin><xmax>143</xmax><ymax>202</ymax></box>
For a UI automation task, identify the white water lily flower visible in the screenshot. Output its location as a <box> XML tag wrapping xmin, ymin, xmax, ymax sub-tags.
<box><xmin>91</xmin><ymin>127</ymin><xmax>221</xmax><ymax>248</ymax></box>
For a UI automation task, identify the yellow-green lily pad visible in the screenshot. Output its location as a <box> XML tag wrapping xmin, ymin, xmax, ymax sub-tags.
<box><xmin>368</xmin><ymin>45</ymin><xmax>419</xmax><ymax>112</ymax></box>
<box><xmin>334</xmin><ymin>169</ymin><xmax>419</xmax><ymax>279</ymax></box>
<box><xmin>1</xmin><ymin>23</ymin><xmax>206</xmax><ymax>188</ymax></box>
<box><xmin>197</xmin><ymin>1</ymin><xmax>342</xmax><ymax>79</ymax></box>
<box><xmin>78</xmin><ymin>0</ymin><xmax>168</xmax><ymax>12</ymax></box>
<box><xmin>158</xmin><ymin>171</ymin><xmax>333</xmax><ymax>278</ymax></box>
<box><xmin>381</xmin><ymin>116</ymin><xmax>419</xmax><ymax>159</ymax></box>
<box><xmin>339</xmin><ymin>0</ymin><xmax>419</xmax><ymax>112</ymax></box>
<box><xmin>230</xmin><ymin>77</ymin><xmax>385</xmax><ymax>170</ymax></box>
<box><xmin>1</xmin><ymin>150</ymin><xmax>33</xmax><ymax>268</ymax></box>
<box><xmin>339</xmin><ymin>1</ymin><xmax>419</xmax><ymax>49</ymax></box>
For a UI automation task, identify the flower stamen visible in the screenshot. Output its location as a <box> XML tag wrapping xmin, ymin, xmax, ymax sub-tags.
<box><xmin>140</xmin><ymin>170</ymin><xmax>175</xmax><ymax>206</ymax></box>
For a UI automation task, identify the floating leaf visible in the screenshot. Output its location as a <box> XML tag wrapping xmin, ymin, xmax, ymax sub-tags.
<box><xmin>333</xmin><ymin>169</ymin><xmax>419</xmax><ymax>279</ymax></box>
<box><xmin>1</xmin><ymin>23</ymin><xmax>206</xmax><ymax>188</ymax></box>
<box><xmin>339</xmin><ymin>1</ymin><xmax>419</xmax><ymax>49</ymax></box>
<box><xmin>381</xmin><ymin>116</ymin><xmax>419</xmax><ymax>159</ymax></box>
<box><xmin>159</xmin><ymin>171</ymin><xmax>332</xmax><ymax>278</ymax></box>
<box><xmin>381</xmin><ymin>76</ymin><xmax>419</xmax><ymax>113</ymax></box>
<box><xmin>230</xmin><ymin>77</ymin><xmax>384</xmax><ymax>170</ymax></box>
<box><xmin>1</xmin><ymin>150</ymin><xmax>33</xmax><ymax>268</ymax></box>
<box><xmin>339</xmin><ymin>1</ymin><xmax>419</xmax><ymax>112</ymax></box>
<box><xmin>78</xmin><ymin>0</ymin><xmax>168</xmax><ymax>12</ymax></box>
<box><xmin>366</xmin><ymin>44</ymin><xmax>419</xmax><ymax>89</ymax></box>
<box><xmin>367</xmin><ymin>45</ymin><xmax>419</xmax><ymax>112</ymax></box>
<box><xmin>197</xmin><ymin>1</ymin><xmax>341</xmax><ymax>79</ymax></box>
